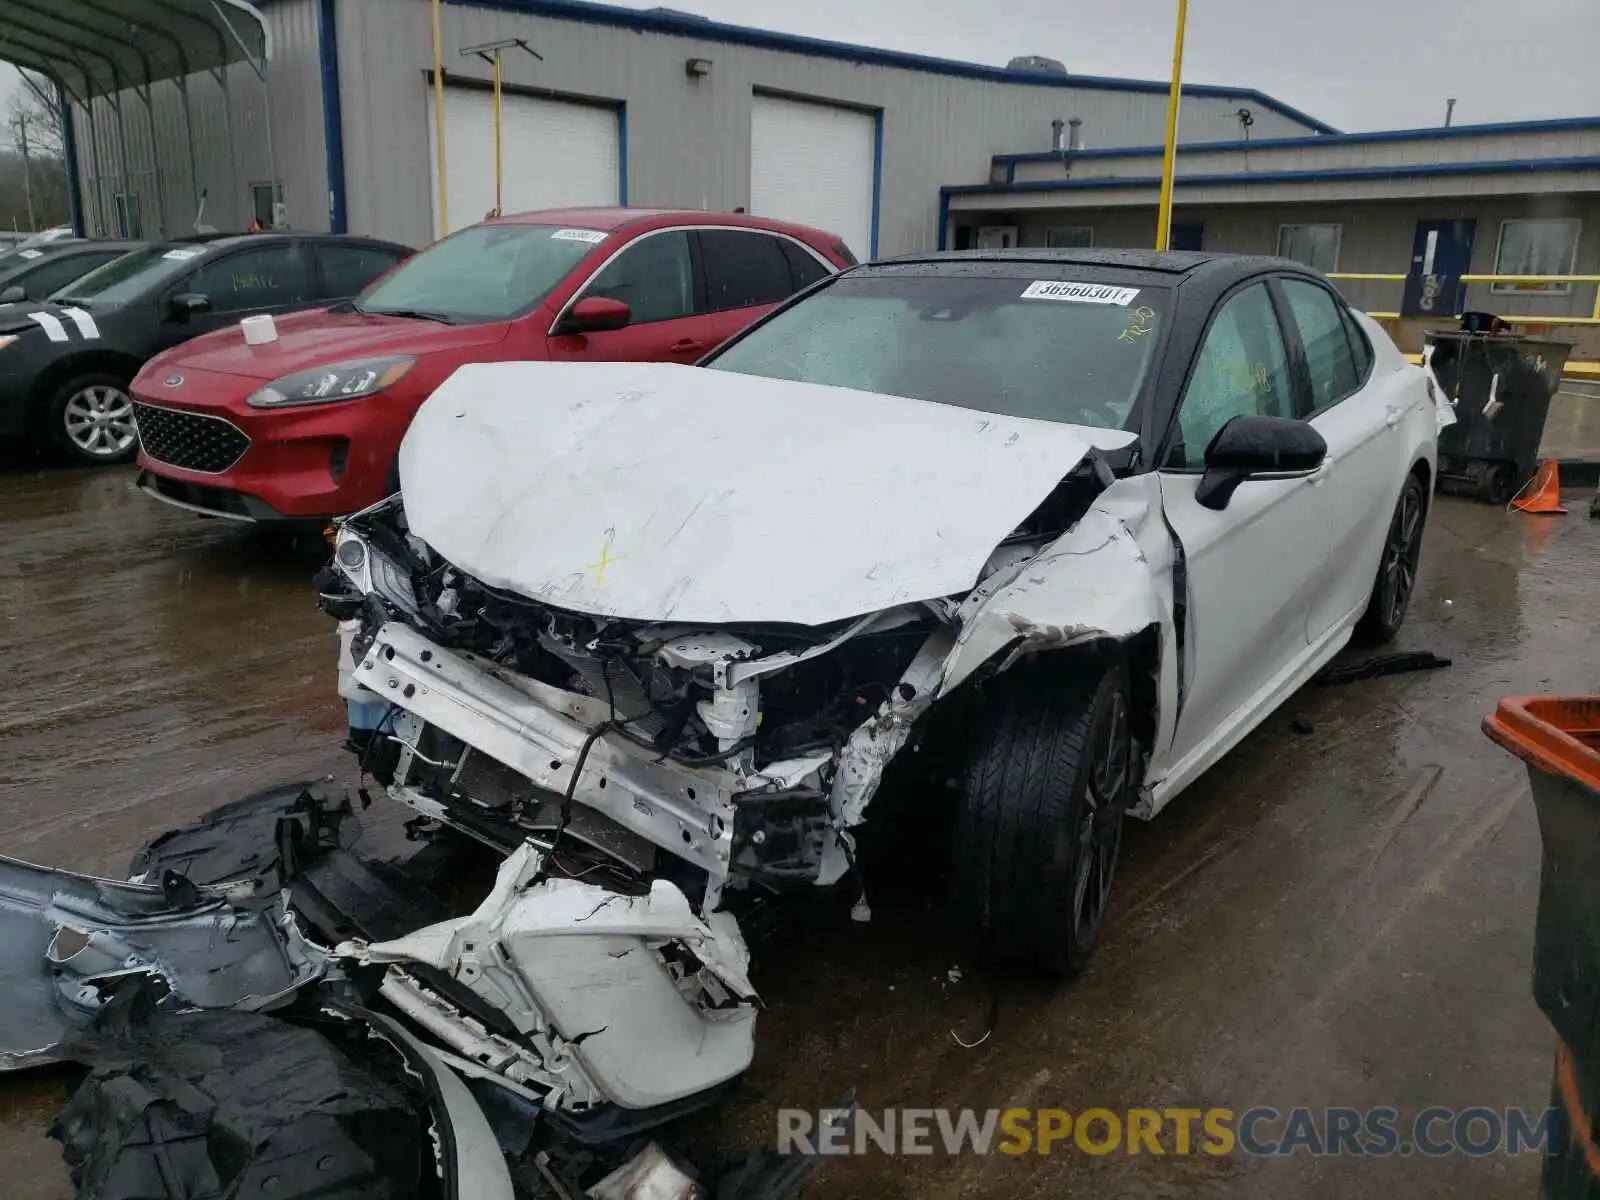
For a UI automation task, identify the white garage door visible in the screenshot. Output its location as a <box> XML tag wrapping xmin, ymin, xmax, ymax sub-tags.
<box><xmin>427</xmin><ymin>88</ymin><xmax>619</xmax><ymax>238</ymax></box>
<box><xmin>750</xmin><ymin>94</ymin><xmax>876</xmax><ymax>261</ymax></box>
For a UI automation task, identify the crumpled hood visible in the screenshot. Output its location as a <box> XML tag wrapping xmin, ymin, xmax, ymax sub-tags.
<box><xmin>399</xmin><ymin>361</ymin><xmax>1134</xmax><ymax>626</ymax></box>
<box><xmin>161</xmin><ymin>309</ymin><xmax>512</xmax><ymax>381</ymax></box>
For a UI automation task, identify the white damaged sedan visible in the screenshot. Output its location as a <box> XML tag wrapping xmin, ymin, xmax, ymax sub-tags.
<box><xmin>322</xmin><ymin>249</ymin><xmax>1446</xmax><ymax>1119</ymax></box>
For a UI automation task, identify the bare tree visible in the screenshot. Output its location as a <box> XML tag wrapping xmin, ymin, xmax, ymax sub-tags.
<box><xmin>3</xmin><ymin>71</ymin><xmax>69</xmax><ymax>231</ymax></box>
<box><xmin>8</xmin><ymin>70</ymin><xmax>63</xmax><ymax>158</ymax></box>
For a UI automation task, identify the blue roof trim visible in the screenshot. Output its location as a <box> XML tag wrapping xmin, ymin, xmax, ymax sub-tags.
<box><xmin>942</xmin><ymin>155</ymin><xmax>1600</xmax><ymax>198</ymax></box>
<box><xmin>992</xmin><ymin>115</ymin><xmax>1600</xmax><ymax>163</ymax></box>
<box><xmin>446</xmin><ymin>0</ymin><xmax>1338</xmax><ymax>134</ymax></box>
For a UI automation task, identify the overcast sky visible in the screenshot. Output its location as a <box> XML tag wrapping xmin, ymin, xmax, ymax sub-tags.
<box><xmin>1</xmin><ymin>0</ymin><xmax>1595</xmax><ymax>133</ymax></box>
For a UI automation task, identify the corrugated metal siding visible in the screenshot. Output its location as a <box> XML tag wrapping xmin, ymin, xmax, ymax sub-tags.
<box><xmin>335</xmin><ymin>0</ymin><xmax>1325</xmax><ymax>253</ymax></box>
<box><xmin>996</xmin><ymin>197</ymin><xmax>1600</xmax><ymax>318</ymax></box>
<box><xmin>71</xmin><ymin>0</ymin><xmax>328</xmax><ymax>239</ymax></box>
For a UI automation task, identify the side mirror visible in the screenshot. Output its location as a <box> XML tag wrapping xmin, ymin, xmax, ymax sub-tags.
<box><xmin>0</xmin><ymin>285</ymin><xmax>25</xmax><ymax>304</ymax></box>
<box><xmin>1195</xmin><ymin>415</ymin><xmax>1327</xmax><ymax>511</ymax></box>
<box><xmin>558</xmin><ymin>295</ymin><xmax>631</xmax><ymax>335</ymax></box>
<box><xmin>167</xmin><ymin>292</ymin><xmax>212</xmax><ymax>321</ymax></box>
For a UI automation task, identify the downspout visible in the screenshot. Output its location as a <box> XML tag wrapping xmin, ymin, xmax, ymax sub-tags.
<box><xmin>59</xmin><ymin>81</ymin><xmax>86</xmax><ymax>236</ymax></box>
<box><xmin>317</xmin><ymin>0</ymin><xmax>348</xmax><ymax>232</ymax></box>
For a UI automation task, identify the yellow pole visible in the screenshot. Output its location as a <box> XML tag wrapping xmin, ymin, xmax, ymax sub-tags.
<box><xmin>432</xmin><ymin>0</ymin><xmax>448</xmax><ymax>235</ymax></box>
<box><xmin>493</xmin><ymin>51</ymin><xmax>503</xmax><ymax>216</ymax></box>
<box><xmin>1154</xmin><ymin>0</ymin><xmax>1189</xmax><ymax>251</ymax></box>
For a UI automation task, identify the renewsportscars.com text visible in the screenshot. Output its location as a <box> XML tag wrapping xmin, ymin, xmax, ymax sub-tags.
<box><xmin>778</xmin><ymin>1106</ymin><xmax>1556</xmax><ymax>1158</ymax></box>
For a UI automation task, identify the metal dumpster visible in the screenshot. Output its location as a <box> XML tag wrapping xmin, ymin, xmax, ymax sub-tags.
<box><xmin>1429</xmin><ymin>330</ymin><xmax>1571</xmax><ymax>503</ymax></box>
<box><xmin>1484</xmin><ymin>696</ymin><xmax>1600</xmax><ymax>1197</ymax></box>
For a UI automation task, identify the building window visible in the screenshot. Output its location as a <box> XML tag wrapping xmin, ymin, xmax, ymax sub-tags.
<box><xmin>1492</xmin><ymin>218</ymin><xmax>1580</xmax><ymax>295</ymax></box>
<box><xmin>112</xmin><ymin>193</ymin><xmax>143</xmax><ymax>239</ymax></box>
<box><xmin>1277</xmin><ymin>224</ymin><xmax>1341</xmax><ymax>273</ymax></box>
<box><xmin>251</xmin><ymin>182</ymin><xmax>283</xmax><ymax>231</ymax></box>
<box><xmin>1046</xmin><ymin>226</ymin><xmax>1094</xmax><ymax>249</ymax></box>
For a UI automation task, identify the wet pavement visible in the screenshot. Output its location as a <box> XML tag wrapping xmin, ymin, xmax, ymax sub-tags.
<box><xmin>2</xmin><ymin>457</ymin><xmax>1598</xmax><ymax>1198</ymax></box>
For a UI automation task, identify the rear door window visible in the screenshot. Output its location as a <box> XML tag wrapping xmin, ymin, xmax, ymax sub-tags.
<box><xmin>698</xmin><ymin>229</ymin><xmax>797</xmax><ymax>311</ymax></box>
<box><xmin>780</xmin><ymin>239</ymin><xmax>832</xmax><ymax>290</ymax></box>
<box><xmin>1280</xmin><ymin>277</ymin><xmax>1361</xmax><ymax>414</ymax></box>
<box><xmin>186</xmin><ymin>243</ymin><xmax>312</xmax><ymax>313</ymax></box>
<box><xmin>315</xmin><ymin>243</ymin><xmax>406</xmax><ymax>299</ymax></box>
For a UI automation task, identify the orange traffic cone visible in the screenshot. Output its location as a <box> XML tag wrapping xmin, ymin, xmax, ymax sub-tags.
<box><xmin>1510</xmin><ymin>459</ymin><xmax>1568</xmax><ymax>515</ymax></box>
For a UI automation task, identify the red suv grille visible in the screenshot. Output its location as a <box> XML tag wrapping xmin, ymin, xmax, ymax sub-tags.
<box><xmin>134</xmin><ymin>403</ymin><xmax>250</xmax><ymax>474</ymax></box>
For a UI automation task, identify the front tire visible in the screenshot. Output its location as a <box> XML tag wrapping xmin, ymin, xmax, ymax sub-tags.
<box><xmin>949</xmin><ymin>656</ymin><xmax>1132</xmax><ymax>976</ymax></box>
<box><xmin>1355</xmin><ymin>472</ymin><xmax>1427</xmax><ymax>646</ymax></box>
<box><xmin>44</xmin><ymin>373</ymin><xmax>139</xmax><ymax>465</ymax></box>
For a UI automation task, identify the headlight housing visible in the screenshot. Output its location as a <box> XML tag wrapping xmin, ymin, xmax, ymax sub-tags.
<box><xmin>333</xmin><ymin>528</ymin><xmax>419</xmax><ymax>616</ymax></box>
<box><xmin>248</xmin><ymin>356</ymin><xmax>414</xmax><ymax>408</ymax></box>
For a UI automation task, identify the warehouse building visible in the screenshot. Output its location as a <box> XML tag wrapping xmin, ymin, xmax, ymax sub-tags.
<box><xmin>31</xmin><ymin>0</ymin><xmax>1332</xmax><ymax>258</ymax></box>
<box><xmin>947</xmin><ymin>117</ymin><xmax>1600</xmax><ymax>325</ymax></box>
<box><xmin>11</xmin><ymin>0</ymin><xmax>1598</xmax><ymax>341</ymax></box>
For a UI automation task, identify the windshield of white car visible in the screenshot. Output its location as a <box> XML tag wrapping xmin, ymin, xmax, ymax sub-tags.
<box><xmin>705</xmin><ymin>273</ymin><xmax>1168</xmax><ymax>430</ymax></box>
<box><xmin>354</xmin><ymin>224</ymin><xmax>603</xmax><ymax>323</ymax></box>
<box><xmin>54</xmin><ymin>244</ymin><xmax>207</xmax><ymax>306</ymax></box>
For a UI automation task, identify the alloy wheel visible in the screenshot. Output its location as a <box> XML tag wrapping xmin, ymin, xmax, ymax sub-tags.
<box><xmin>63</xmin><ymin>385</ymin><xmax>137</xmax><ymax>458</ymax></box>
<box><xmin>1073</xmin><ymin>686</ymin><xmax>1129</xmax><ymax>945</ymax></box>
<box><xmin>1383</xmin><ymin>485</ymin><xmax>1424</xmax><ymax>629</ymax></box>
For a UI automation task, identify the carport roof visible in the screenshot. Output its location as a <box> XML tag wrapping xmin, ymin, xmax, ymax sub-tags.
<box><xmin>0</xmin><ymin>0</ymin><xmax>269</xmax><ymax>102</ymax></box>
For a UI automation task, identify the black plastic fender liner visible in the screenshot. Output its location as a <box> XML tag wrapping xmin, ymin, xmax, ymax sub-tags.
<box><xmin>49</xmin><ymin>1000</ymin><xmax>434</xmax><ymax>1200</ymax></box>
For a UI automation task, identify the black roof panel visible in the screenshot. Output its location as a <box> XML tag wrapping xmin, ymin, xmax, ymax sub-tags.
<box><xmin>885</xmin><ymin>248</ymin><xmax>1224</xmax><ymax>274</ymax></box>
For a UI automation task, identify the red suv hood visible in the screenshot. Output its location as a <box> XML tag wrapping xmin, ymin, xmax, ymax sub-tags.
<box><xmin>159</xmin><ymin>308</ymin><xmax>513</xmax><ymax>382</ymax></box>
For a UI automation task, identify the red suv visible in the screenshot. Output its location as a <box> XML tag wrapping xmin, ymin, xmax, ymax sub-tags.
<box><xmin>131</xmin><ymin>208</ymin><xmax>854</xmax><ymax>521</ymax></box>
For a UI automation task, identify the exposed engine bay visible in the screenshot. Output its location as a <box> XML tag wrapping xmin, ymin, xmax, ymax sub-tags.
<box><xmin>322</xmin><ymin>463</ymin><xmax>1112</xmax><ymax>899</ymax></box>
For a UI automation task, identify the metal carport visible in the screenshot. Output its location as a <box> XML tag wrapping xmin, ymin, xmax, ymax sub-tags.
<box><xmin>0</xmin><ymin>0</ymin><xmax>273</xmax><ymax>237</ymax></box>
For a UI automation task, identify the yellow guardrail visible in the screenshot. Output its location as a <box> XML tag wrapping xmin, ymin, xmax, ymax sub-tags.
<box><xmin>1336</xmin><ymin>271</ymin><xmax>1600</xmax><ymax>381</ymax></box>
<box><xmin>1329</xmin><ymin>272</ymin><xmax>1600</xmax><ymax>326</ymax></box>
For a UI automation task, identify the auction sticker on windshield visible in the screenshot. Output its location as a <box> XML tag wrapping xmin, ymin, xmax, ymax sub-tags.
<box><xmin>551</xmin><ymin>228</ymin><xmax>607</xmax><ymax>244</ymax></box>
<box><xmin>1021</xmin><ymin>281</ymin><xmax>1141</xmax><ymax>305</ymax></box>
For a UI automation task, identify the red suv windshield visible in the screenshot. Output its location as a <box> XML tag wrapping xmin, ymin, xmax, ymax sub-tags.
<box><xmin>355</xmin><ymin>224</ymin><xmax>603</xmax><ymax>324</ymax></box>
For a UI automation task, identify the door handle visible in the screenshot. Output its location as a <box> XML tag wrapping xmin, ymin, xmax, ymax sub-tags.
<box><xmin>668</xmin><ymin>338</ymin><xmax>705</xmax><ymax>355</ymax></box>
<box><xmin>1385</xmin><ymin>405</ymin><xmax>1405</xmax><ymax>428</ymax></box>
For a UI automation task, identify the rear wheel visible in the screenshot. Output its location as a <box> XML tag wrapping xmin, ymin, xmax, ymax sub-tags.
<box><xmin>948</xmin><ymin>656</ymin><xmax>1132</xmax><ymax>976</ymax></box>
<box><xmin>1355</xmin><ymin>472</ymin><xmax>1427</xmax><ymax>646</ymax></box>
<box><xmin>44</xmin><ymin>373</ymin><xmax>138</xmax><ymax>465</ymax></box>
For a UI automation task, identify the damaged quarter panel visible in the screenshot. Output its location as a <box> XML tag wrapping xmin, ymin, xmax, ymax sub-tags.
<box><xmin>0</xmin><ymin>856</ymin><xmax>322</xmax><ymax>1070</ymax></box>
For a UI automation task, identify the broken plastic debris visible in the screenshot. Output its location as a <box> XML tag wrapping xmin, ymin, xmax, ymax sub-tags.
<box><xmin>947</xmin><ymin>966</ymin><xmax>963</xmax><ymax>984</ymax></box>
